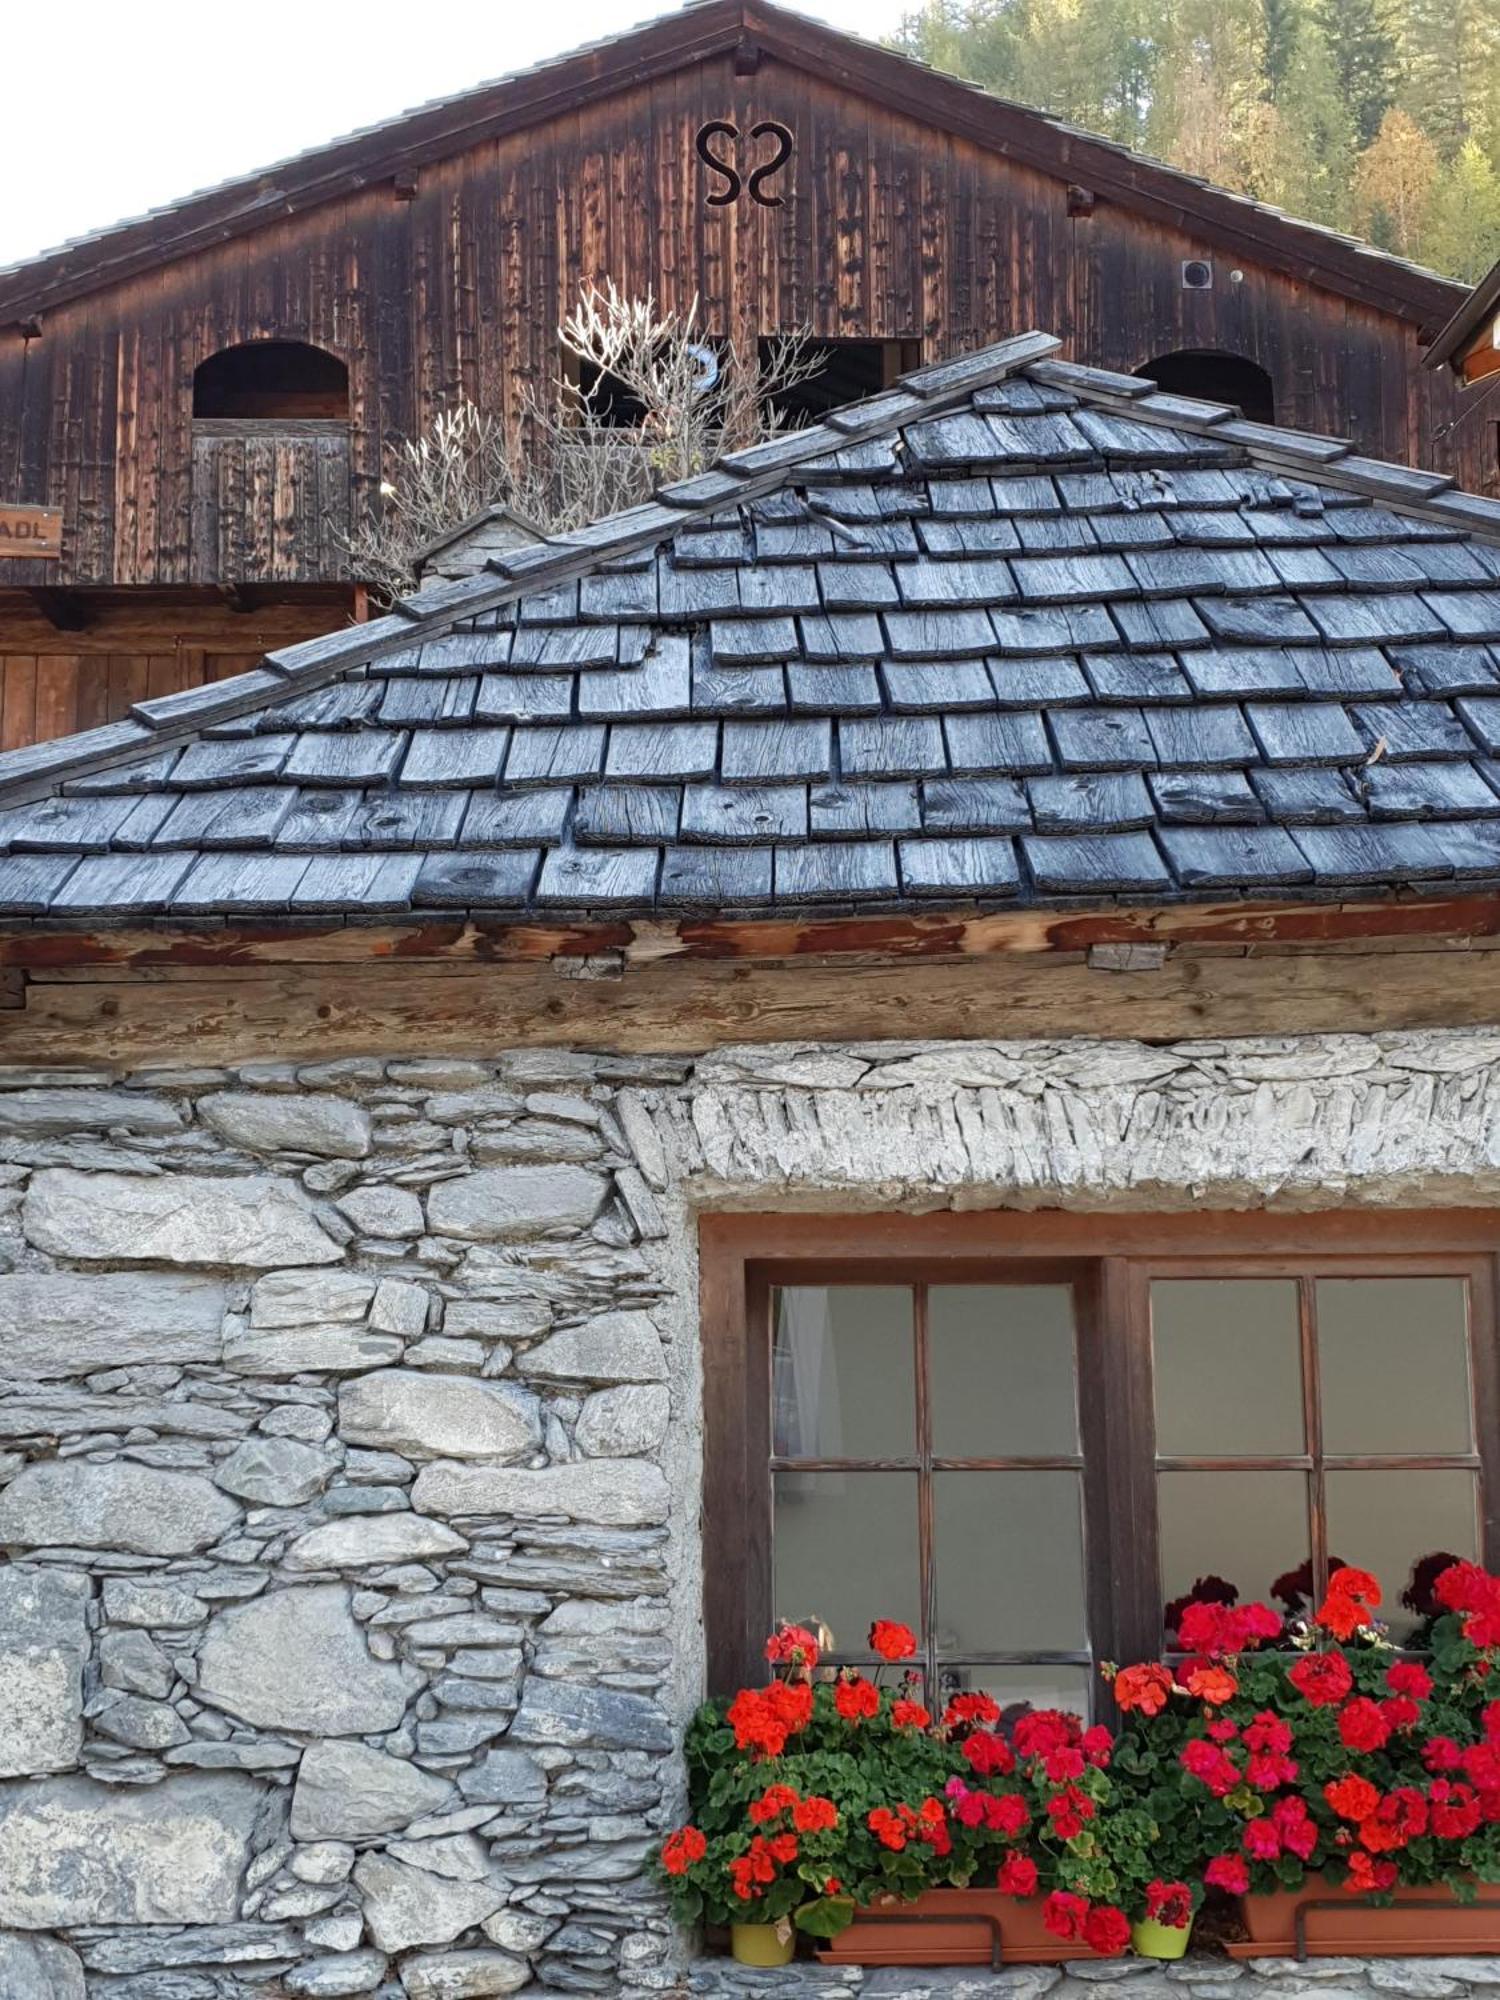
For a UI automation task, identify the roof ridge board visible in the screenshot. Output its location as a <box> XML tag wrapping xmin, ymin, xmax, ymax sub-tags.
<box><xmin>1</xmin><ymin>2</ymin><xmax>1463</xmax><ymax>329</ymax></box>
<box><xmin>1025</xmin><ymin>357</ymin><xmax>1500</xmax><ymax>536</ymax></box>
<box><xmin>0</xmin><ymin>330</ymin><xmax>1060</xmax><ymax>810</ymax></box>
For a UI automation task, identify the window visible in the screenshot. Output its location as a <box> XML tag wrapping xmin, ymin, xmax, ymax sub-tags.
<box><xmin>764</xmin><ymin>337</ymin><xmax>923</xmax><ymax>422</ymax></box>
<box><xmin>1153</xmin><ymin>1274</ymin><xmax>1479</xmax><ymax>1645</ymax></box>
<box><xmin>772</xmin><ymin>1283</ymin><xmax>1095</xmax><ymax>1716</ymax></box>
<box><xmin>1136</xmin><ymin>350</ymin><xmax>1275</xmax><ymax>424</ymax></box>
<box><xmin>193</xmin><ymin>341</ymin><xmax>349</xmax><ymax>420</ymax></box>
<box><xmin>702</xmin><ymin>1214</ymin><xmax>1500</xmax><ymax>1705</ymax></box>
<box><xmin>565</xmin><ymin>336</ymin><xmax>921</xmax><ymax>431</ymax></box>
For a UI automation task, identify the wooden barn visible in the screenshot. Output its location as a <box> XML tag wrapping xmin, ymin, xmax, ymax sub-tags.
<box><xmin>0</xmin><ymin>0</ymin><xmax>1482</xmax><ymax>756</ymax></box>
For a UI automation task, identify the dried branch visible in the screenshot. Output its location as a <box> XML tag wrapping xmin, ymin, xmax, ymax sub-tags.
<box><xmin>340</xmin><ymin>285</ymin><xmax>824</xmax><ymax>600</ymax></box>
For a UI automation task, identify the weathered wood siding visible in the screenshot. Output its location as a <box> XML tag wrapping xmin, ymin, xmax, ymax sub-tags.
<box><xmin>0</xmin><ymin>51</ymin><xmax>1486</xmax><ymax>597</ymax></box>
<box><xmin>0</xmin><ymin>594</ymin><xmax>355</xmax><ymax>749</ymax></box>
<box><xmin>188</xmin><ymin>421</ymin><xmax>351</xmax><ymax>581</ymax></box>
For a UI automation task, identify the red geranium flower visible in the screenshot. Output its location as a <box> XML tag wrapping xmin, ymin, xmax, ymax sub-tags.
<box><xmin>1317</xmin><ymin>1566</ymin><xmax>1381</xmax><ymax>1640</ymax></box>
<box><xmin>868</xmin><ymin>1805</ymin><xmax>913</xmax><ymax>1851</ymax></box>
<box><xmin>1013</xmin><ymin>1710</ymin><xmax>1081</xmax><ymax>1759</ymax></box>
<box><xmin>1181</xmin><ymin>1738</ymin><xmax>1239</xmax><ymax>1797</ymax></box>
<box><xmin>1272</xmin><ymin>1796</ymin><xmax>1317</xmax><ymax>1860</ymax></box>
<box><xmin>1387</xmin><ymin>1661</ymin><xmax>1433</xmax><ymax>1701</ymax></box>
<box><xmin>1339</xmin><ymin>1697</ymin><xmax>1391</xmax><ymax>1753</ymax></box>
<box><xmin>1146</xmin><ymin>1880</ymin><xmax>1193</xmax><ymax>1929</ymax></box>
<box><xmin>1114</xmin><ymin>1663</ymin><xmax>1174</xmax><ymax>1715</ymax></box>
<box><xmin>765</xmin><ymin>1622</ymin><xmax>820</xmax><ymax>1676</ymax></box>
<box><xmin>1325</xmin><ymin>1774</ymin><xmax>1381</xmax><ymax>1823</ymax></box>
<box><xmin>1179</xmin><ymin>1599</ymin><xmax>1280</xmax><ymax>1657</ymax></box>
<box><xmin>834</xmin><ymin>1673</ymin><xmax>880</xmax><ymax>1724</ymax></box>
<box><xmin>963</xmin><ymin>1730</ymin><xmax>1016</xmax><ymax>1777</ymax></box>
<box><xmin>729</xmin><ymin>1834</ymin><xmax>784</xmax><ymax>1900</ymax></box>
<box><xmin>728</xmin><ymin>1679</ymin><xmax>814</xmax><ymax>1756</ymax></box>
<box><xmin>1425</xmin><ymin>1735</ymin><xmax>1463</xmax><ymax>1773</ymax></box>
<box><xmin>1345</xmin><ymin>1850</ymin><xmax>1398</xmax><ymax>1894</ymax></box>
<box><xmin>1289</xmin><ymin>1651</ymin><xmax>1354</xmax><ymax>1706</ymax></box>
<box><xmin>869</xmin><ymin>1619</ymin><xmax>917</xmax><ymax>1662</ymax></box>
<box><xmin>1242</xmin><ymin>1817</ymin><xmax>1281</xmax><ymax>1861</ymax></box>
<box><xmin>1044</xmin><ymin>1746</ymin><xmax>1086</xmax><ymax>1783</ymax></box>
<box><xmin>794</xmin><ymin>1795</ymin><xmax>838</xmax><ymax>1834</ymax></box>
<box><xmin>1243</xmin><ymin>1711</ymin><xmax>1292</xmax><ymax>1756</ymax></box>
<box><xmin>1081</xmin><ymin>1724</ymin><xmax>1113</xmax><ymax>1768</ymax></box>
<box><xmin>998</xmin><ymin>1852</ymin><xmax>1039</xmax><ymax>1897</ymax></box>
<box><xmin>1430</xmin><ymin>1779</ymin><xmax>1483</xmax><ymax>1839</ymax></box>
<box><xmin>1083</xmin><ymin>1905</ymin><xmax>1131</xmax><ymax>1956</ymax></box>
<box><xmin>1042</xmin><ymin>1891</ymin><xmax>1088</xmax><ymax>1942</ymax></box>
<box><xmin>1205</xmin><ymin>1854</ymin><xmax>1250</xmax><ymax>1894</ymax></box>
<box><xmin>661</xmin><ymin>1825</ymin><xmax>707</xmax><ymax>1875</ymax></box>
<box><xmin>1184</xmin><ymin>1662</ymin><xmax>1239</xmax><ymax>1705</ymax></box>
<box><xmin>1381</xmin><ymin>1696</ymin><xmax>1421</xmax><ymax>1733</ymax></box>
<box><xmin>891</xmin><ymin>1698</ymin><xmax>931</xmax><ymax>1731</ymax></box>
<box><xmin>749</xmin><ymin>1781</ymin><xmax>800</xmax><ymax>1825</ymax></box>
<box><xmin>944</xmin><ymin>1691</ymin><xmax>1002</xmax><ymax>1729</ymax></box>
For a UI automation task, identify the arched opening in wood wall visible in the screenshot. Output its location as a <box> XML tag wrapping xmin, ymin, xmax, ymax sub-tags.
<box><xmin>192</xmin><ymin>341</ymin><xmax>349</xmax><ymax>420</ymax></box>
<box><xmin>1135</xmin><ymin>350</ymin><xmax>1276</xmax><ymax>424</ymax></box>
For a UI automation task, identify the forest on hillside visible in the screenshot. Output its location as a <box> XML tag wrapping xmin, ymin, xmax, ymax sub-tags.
<box><xmin>889</xmin><ymin>0</ymin><xmax>1500</xmax><ymax>282</ymax></box>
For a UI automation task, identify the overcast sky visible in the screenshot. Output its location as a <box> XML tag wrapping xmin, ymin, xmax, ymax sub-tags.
<box><xmin>1</xmin><ymin>0</ymin><xmax>916</xmax><ymax>269</ymax></box>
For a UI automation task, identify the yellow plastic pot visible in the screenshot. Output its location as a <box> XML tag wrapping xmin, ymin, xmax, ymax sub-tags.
<box><xmin>1132</xmin><ymin>1916</ymin><xmax>1192</xmax><ymax>1960</ymax></box>
<box><xmin>731</xmin><ymin>1920</ymin><xmax>796</xmax><ymax>1967</ymax></box>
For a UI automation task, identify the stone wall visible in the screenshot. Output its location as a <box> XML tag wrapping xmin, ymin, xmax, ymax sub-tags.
<box><xmin>2</xmin><ymin>1029</ymin><xmax>1500</xmax><ymax>1997</ymax></box>
<box><xmin>684</xmin><ymin>1952</ymin><xmax>1500</xmax><ymax>1999</ymax></box>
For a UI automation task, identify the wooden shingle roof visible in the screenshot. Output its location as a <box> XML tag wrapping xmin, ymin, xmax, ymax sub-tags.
<box><xmin>7</xmin><ymin>329</ymin><xmax>1500</xmax><ymax>928</ymax></box>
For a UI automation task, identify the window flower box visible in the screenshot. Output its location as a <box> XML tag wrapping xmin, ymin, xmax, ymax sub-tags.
<box><xmin>815</xmin><ymin>1887</ymin><xmax>1104</xmax><ymax>1967</ymax></box>
<box><xmin>1227</xmin><ymin>1876</ymin><xmax>1500</xmax><ymax>1958</ymax></box>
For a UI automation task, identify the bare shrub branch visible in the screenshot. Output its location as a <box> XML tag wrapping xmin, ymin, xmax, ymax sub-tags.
<box><xmin>340</xmin><ymin>285</ymin><xmax>823</xmax><ymax>600</ymax></box>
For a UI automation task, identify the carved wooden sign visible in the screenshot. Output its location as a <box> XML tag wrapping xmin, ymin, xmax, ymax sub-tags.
<box><xmin>696</xmin><ymin>120</ymin><xmax>794</xmax><ymax>207</ymax></box>
<box><xmin>0</xmin><ymin>503</ymin><xmax>63</xmax><ymax>560</ymax></box>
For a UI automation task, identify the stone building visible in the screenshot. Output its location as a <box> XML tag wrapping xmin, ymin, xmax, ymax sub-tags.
<box><xmin>6</xmin><ymin>332</ymin><xmax>1500</xmax><ymax>1995</ymax></box>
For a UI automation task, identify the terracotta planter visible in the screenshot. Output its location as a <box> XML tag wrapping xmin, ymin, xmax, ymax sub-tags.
<box><xmin>1227</xmin><ymin>1874</ymin><xmax>1500</xmax><ymax>1958</ymax></box>
<box><xmin>816</xmin><ymin>1888</ymin><xmax>1103</xmax><ymax>1967</ymax></box>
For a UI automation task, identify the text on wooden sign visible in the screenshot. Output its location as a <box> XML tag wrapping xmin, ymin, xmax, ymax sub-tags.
<box><xmin>0</xmin><ymin>504</ymin><xmax>63</xmax><ymax>560</ymax></box>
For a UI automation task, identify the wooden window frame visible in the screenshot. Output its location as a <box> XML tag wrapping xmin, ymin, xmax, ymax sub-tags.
<box><xmin>700</xmin><ymin>1210</ymin><xmax>1500</xmax><ymax>1696</ymax></box>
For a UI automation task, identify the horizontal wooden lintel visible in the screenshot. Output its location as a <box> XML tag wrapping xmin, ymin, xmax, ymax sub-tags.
<box><xmin>5</xmin><ymin>892</ymin><xmax>1500</xmax><ymax>972</ymax></box>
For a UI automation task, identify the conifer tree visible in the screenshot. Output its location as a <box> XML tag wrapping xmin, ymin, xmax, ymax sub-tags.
<box><xmin>890</xmin><ymin>0</ymin><xmax>1500</xmax><ymax>278</ymax></box>
<box><xmin>1423</xmin><ymin>139</ymin><xmax>1500</xmax><ymax>278</ymax></box>
<box><xmin>1314</xmin><ymin>0</ymin><xmax>1402</xmax><ymax>145</ymax></box>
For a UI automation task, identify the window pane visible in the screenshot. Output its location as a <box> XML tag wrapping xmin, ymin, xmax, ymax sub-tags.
<box><xmin>772</xmin><ymin>1287</ymin><xmax>913</xmax><ymax>1458</ymax></box>
<box><xmin>1318</xmin><ymin>1280</ymin><xmax>1472</xmax><ymax>1454</ymax></box>
<box><xmin>936</xmin><ymin>1664</ymin><xmax>1092</xmax><ymax>1725</ymax></box>
<box><xmin>1159</xmin><ymin>1470</ymin><xmax>1308</xmax><ymax>1628</ymax></box>
<box><xmin>1153</xmin><ymin>1279</ymin><xmax>1303</xmax><ymax>1455</ymax></box>
<box><xmin>934</xmin><ymin>1471</ymin><xmax>1085</xmax><ymax>1651</ymax></box>
<box><xmin>773</xmin><ymin>1470</ymin><xmax>919</xmax><ymax>1651</ymax></box>
<box><xmin>1325</xmin><ymin>1470</ymin><xmax>1479</xmax><ymax>1641</ymax></box>
<box><xmin>929</xmin><ymin>1286</ymin><xmax>1078</xmax><ymax>1457</ymax></box>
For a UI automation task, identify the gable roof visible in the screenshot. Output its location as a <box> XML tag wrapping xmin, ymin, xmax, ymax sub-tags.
<box><xmin>1426</xmin><ymin>257</ymin><xmax>1500</xmax><ymax>375</ymax></box>
<box><xmin>8</xmin><ymin>328</ymin><xmax>1500</xmax><ymax>932</ymax></box>
<box><xmin>0</xmin><ymin>0</ymin><xmax>1465</xmax><ymax>333</ymax></box>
